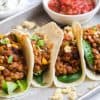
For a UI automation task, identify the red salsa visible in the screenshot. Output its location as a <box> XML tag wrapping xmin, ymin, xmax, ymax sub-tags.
<box><xmin>48</xmin><ymin>0</ymin><xmax>95</xmax><ymax>15</ymax></box>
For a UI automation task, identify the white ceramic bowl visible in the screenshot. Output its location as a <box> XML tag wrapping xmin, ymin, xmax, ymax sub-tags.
<box><xmin>0</xmin><ymin>0</ymin><xmax>25</xmax><ymax>19</ymax></box>
<box><xmin>43</xmin><ymin>0</ymin><xmax>100</xmax><ymax>25</ymax></box>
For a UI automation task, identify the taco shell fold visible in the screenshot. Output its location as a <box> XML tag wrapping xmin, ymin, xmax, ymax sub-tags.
<box><xmin>31</xmin><ymin>22</ymin><xmax>64</xmax><ymax>87</ymax></box>
<box><xmin>53</xmin><ymin>22</ymin><xmax>86</xmax><ymax>87</ymax></box>
<box><xmin>0</xmin><ymin>30</ymin><xmax>34</xmax><ymax>98</ymax></box>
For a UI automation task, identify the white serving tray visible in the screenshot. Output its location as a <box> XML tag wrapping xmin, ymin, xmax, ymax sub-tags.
<box><xmin>0</xmin><ymin>1</ymin><xmax>99</xmax><ymax>100</ymax></box>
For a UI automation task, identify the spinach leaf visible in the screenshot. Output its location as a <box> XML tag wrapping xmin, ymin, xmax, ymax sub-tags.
<box><xmin>33</xmin><ymin>73</ymin><xmax>44</xmax><ymax>85</ymax></box>
<box><xmin>30</xmin><ymin>34</ymin><xmax>40</xmax><ymax>41</ymax></box>
<box><xmin>16</xmin><ymin>79</ymin><xmax>27</xmax><ymax>91</ymax></box>
<box><xmin>83</xmin><ymin>40</ymin><xmax>94</xmax><ymax>69</ymax></box>
<box><xmin>2</xmin><ymin>80</ymin><xmax>18</xmax><ymax>94</ymax></box>
<box><xmin>57</xmin><ymin>71</ymin><xmax>82</xmax><ymax>83</ymax></box>
<box><xmin>0</xmin><ymin>38</ymin><xmax>10</xmax><ymax>45</ymax></box>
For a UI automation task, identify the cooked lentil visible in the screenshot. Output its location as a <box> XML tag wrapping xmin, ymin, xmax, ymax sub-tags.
<box><xmin>55</xmin><ymin>29</ymin><xmax>81</xmax><ymax>76</ymax></box>
<box><xmin>0</xmin><ymin>34</ymin><xmax>27</xmax><ymax>88</ymax></box>
<box><xmin>83</xmin><ymin>25</ymin><xmax>100</xmax><ymax>73</ymax></box>
<box><xmin>31</xmin><ymin>34</ymin><xmax>53</xmax><ymax>75</ymax></box>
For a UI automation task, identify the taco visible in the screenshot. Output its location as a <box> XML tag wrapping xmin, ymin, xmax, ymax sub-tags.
<box><xmin>54</xmin><ymin>24</ymin><xmax>85</xmax><ymax>87</ymax></box>
<box><xmin>0</xmin><ymin>31</ymin><xmax>33</xmax><ymax>98</ymax></box>
<box><xmin>30</xmin><ymin>22</ymin><xmax>64</xmax><ymax>87</ymax></box>
<box><xmin>82</xmin><ymin>25</ymin><xmax>100</xmax><ymax>80</ymax></box>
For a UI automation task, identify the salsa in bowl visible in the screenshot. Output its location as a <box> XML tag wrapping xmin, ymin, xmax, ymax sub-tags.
<box><xmin>43</xmin><ymin>0</ymin><xmax>100</xmax><ymax>24</ymax></box>
<box><xmin>48</xmin><ymin>0</ymin><xmax>95</xmax><ymax>15</ymax></box>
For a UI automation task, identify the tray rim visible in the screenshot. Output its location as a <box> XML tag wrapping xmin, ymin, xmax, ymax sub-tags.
<box><xmin>0</xmin><ymin>2</ymin><xmax>99</xmax><ymax>100</ymax></box>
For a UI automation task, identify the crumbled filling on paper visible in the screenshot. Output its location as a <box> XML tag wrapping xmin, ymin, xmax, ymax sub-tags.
<box><xmin>15</xmin><ymin>20</ymin><xmax>40</xmax><ymax>31</ymax></box>
<box><xmin>51</xmin><ymin>87</ymin><xmax>77</xmax><ymax>100</ymax></box>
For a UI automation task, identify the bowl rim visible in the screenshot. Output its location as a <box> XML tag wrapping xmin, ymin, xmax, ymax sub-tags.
<box><xmin>43</xmin><ymin>0</ymin><xmax>100</xmax><ymax>17</ymax></box>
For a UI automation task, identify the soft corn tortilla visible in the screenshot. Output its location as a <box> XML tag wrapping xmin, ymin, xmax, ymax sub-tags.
<box><xmin>86</xmin><ymin>69</ymin><xmax>100</xmax><ymax>80</ymax></box>
<box><xmin>73</xmin><ymin>22</ymin><xmax>100</xmax><ymax>81</ymax></box>
<box><xmin>31</xmin><ymin>22</ymin><xmax>64</xmax><ymax>87</ymax></box>
<box><xmin>0</xmin><ymin>30</ymin><xmax>34</xmax><ymax>98</ymax></box>
<box><xmin>53</xmin><ymin>22</ymin><xmax>86</xmax><ymax>88</ymax></box>
<box><xmin>82</xmin><ymin>26</ymin><xmax>100</xmax><ymax>80</ymax></box>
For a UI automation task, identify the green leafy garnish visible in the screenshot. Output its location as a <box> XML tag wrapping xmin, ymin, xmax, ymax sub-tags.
<box><xmin>8</xmin><ymin>55</ymin><xmax>13</xmax><ymax>64</ymax></box>
<box><xmin>83</xmin><ymin>40</ymin><xmax>94</xmax><ymax>69</ymax></box>
<box><xmin>2</xmin><ymin>80</ymin><xmax>7</xmax><ymax>93</ymax></box>
<box><xmin>16</xmin><ymin>80</ymin><xmax>27</xmax><ymax>91</ymax></box>
<box><xmin>57</xmin><ymin>71</ymin><xmax>82</xmax><ymax>83</ymax></box>
<box><xmin>2</xmin><ymin>80</ymin><xmax>18</xmax><ymax>94</ymax></box>
<box><xmin>0</xmin><ymin>38</ymin><xmax>10</xmax><ymax>45</ymax></box>
<box><xmin>30</xmin><ymin>34</ymin><xmax>40</xmax><ymax>41</ymax></box>
<box><xmin>34</xmin><ymin>74</ymin><xmax>43</xmax><ymax>85</ymax></box>
<box><xmin>37</xmin><ymin>40</ymin><xmax>45</xmax><ymax>47</ymax></box>
<box><xmin>33</xmin><ymin>71</ymin><xmax>47</xmax><ymax>86</ymax></box>
<box><xmin>30</xmin><ymin>34</ymin><xmax>45</xmax><ymax>47</ymax></box>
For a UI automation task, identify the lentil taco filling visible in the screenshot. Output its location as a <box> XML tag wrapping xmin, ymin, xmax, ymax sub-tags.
<box><xmin>30</xmin><ymin>34</ymin><xmax>53</xmax><ymax>85</ymax></box>
<box><xmin>0</xmin><ymin>33</ymin><xmax>27</xmax><ymax>94</ymax></box>
<box><xmin>83</xmin><ymin>25</ymin><xmax>100</xmax><ymax>74</ymax></box>
<box><xmin>55</xmin><ymin>27</ymin><xmax>82</xmax><ymax>83</ymax></box>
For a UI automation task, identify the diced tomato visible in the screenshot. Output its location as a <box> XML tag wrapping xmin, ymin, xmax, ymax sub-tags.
<box><xmin>48</xmin><ymin>0</ymin><xmax>60</xmax><ymax>12</ymax></box>
<box><xmin>48</xmin><ymin>0</ymin><xmax>95</xmax><ymax>15</ymax></box>
<box><xmin>59</xmin><ymin>0</ymin><xmax>72</xmax><ymax>5</ymax></box>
